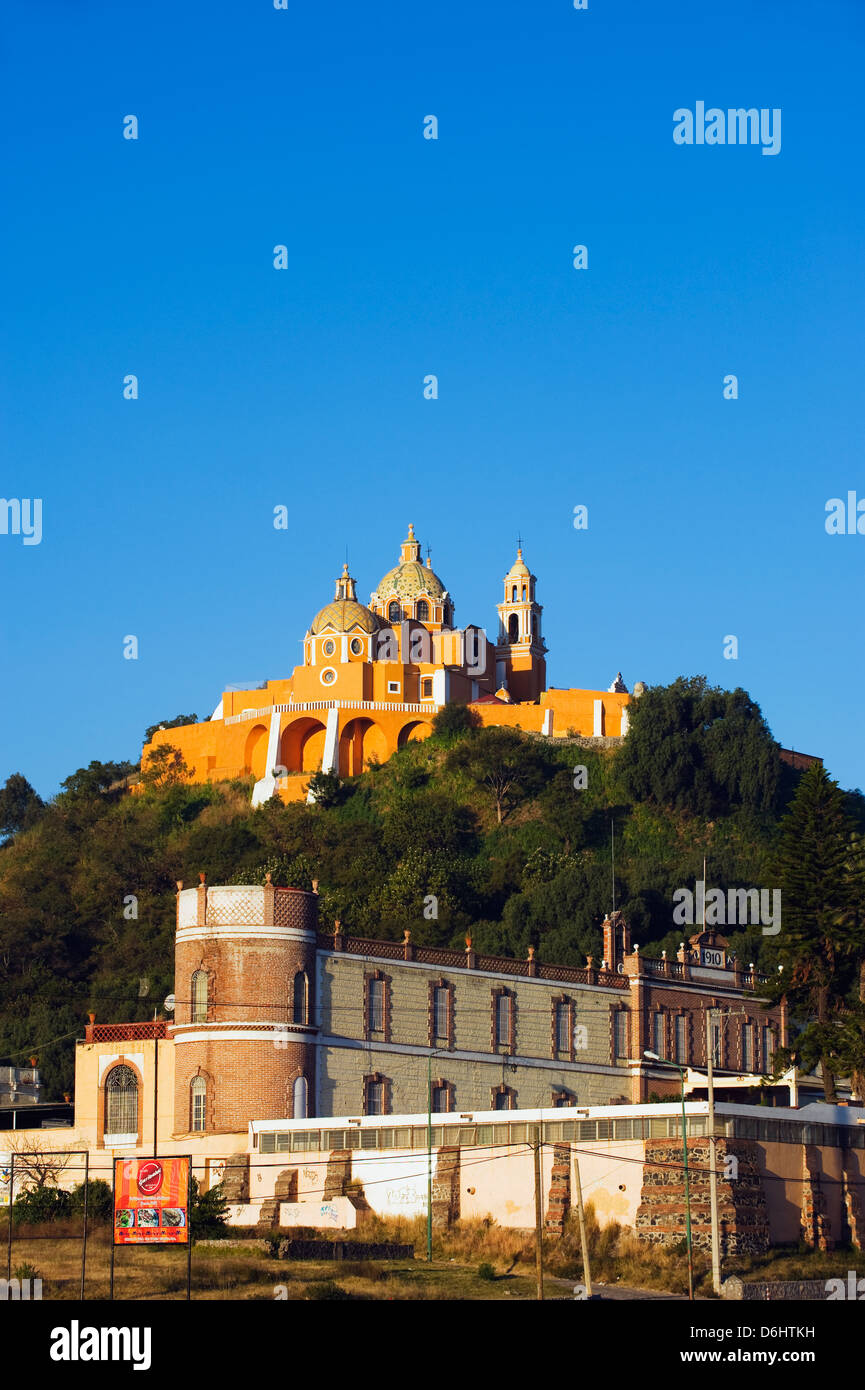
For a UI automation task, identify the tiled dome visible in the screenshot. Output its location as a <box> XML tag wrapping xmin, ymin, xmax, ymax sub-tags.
<box><xmin>309</xmin><ymin>600</ymin><xmax>382</xmax><ymax>635</ymax></box>
<box><xmin>375</xmin><ymin>560</ymin><xmax>447</xmax><ymax>601</ymax></box>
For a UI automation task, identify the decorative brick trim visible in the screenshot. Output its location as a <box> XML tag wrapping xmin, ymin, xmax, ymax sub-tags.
<box><xmin>428</xmin><ymin>978</ymin><xmax>455</xmax><ymax>1049</ymax></box>
<box><xmin>187</xmin><ymin>1065</ymin><xmax>215</xmax><ymax>1133</ymax></box>
<box><xmin>292</xmin><ymin>968</ymin><xmax>310</xmax><ymax>1026</ymax></box>
<box><xmin>97</xmin><ymin>1056</ymin><xmax>145</xmax><ymax>1149</ymax></box>
<box><xmin>610</xmin><ymin>1002</ymin><xmax>629</xmax><ymax>1062</ymax></box>
<box><xmin>363</xmin><ymin>1072</ymin><xmax>391</xmax><ymax>1116</ymax></box>
<box><xmin>491</xmin><ymin>986</ymin><xmax>516</xmax><ymax>1054</ymax></box>
<box><xmin>363</xmin><ymin>969</ymin><xmax>391</xmax><ymax>1043</ymax></box>
<box><xmin>430</xmin><ymin>1078</ymin><xmax>454</xmax><ymax>1113</ymax></box>
<box><xmin>552</xmin><ymin>1087</ymin><xmax>576</xmax><ymax>1108</ymax></box>
<box><xmin>491</xmin><ymin>1083</ymin><xmax>516</xmax><ymax>1111</ymax></box>
<box><xmin>551</xmin><ymin>994</ymin><xmax>576</xmax><ymax>1061</ymax></box>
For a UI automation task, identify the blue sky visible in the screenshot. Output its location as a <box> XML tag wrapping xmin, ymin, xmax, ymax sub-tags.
<box><xmin>2</xmin><ymin>0</ymin><xmax>863</xmax><ymax>798</ymax></box>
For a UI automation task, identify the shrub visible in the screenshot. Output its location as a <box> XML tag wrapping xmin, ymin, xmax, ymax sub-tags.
<box><xmin>477</xmin><ymin>1262</ymin><xmax>496</xmax><ymax>1281</ymax></box>
<box><xmin>12</xmin><ymin>1186</ymin><xmax>72</xmax><ymax>1226</ymax></box>
<box><xmin>306</xmin><ymin>1279</ymin><xmax>351</xmax><ymax>1301</ymax></box>
<box><xmin>189</xmin><ymin>1178</ymin><xmax>230</xmax><ymax>1240</ymax></box>
<box><xmin>70</xmin><ymin>1179</ymin><xmax>113</xmax><ymax>1221</ymax></box>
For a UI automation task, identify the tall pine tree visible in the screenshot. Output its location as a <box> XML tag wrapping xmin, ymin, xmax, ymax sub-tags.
<box><xmin>768</xmin><ymin>764</ymin><xmax>864</xmax><ymax>1100</ymax></box>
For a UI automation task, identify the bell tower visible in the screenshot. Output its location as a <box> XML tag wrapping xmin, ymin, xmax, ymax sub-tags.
<box><xmin>495</xmin><ymin>548</ymin><xmax>546</xmax><ymax>702</ymax></box>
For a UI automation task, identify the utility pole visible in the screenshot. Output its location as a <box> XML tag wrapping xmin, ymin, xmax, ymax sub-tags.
<box><xmin>531</xmin><ymin>1125</ymin><xmax>545</xmax><ymax>1301</ymax></box>
<box><xmin>705</xmin><ymin>1007</ymin><xmax>721</xmax><ymax>1296</ymax></box>
<box><xmin>573</xmin><ymin>1148</ymin><xmax>592</xmax><ymax>1298</ymax></box>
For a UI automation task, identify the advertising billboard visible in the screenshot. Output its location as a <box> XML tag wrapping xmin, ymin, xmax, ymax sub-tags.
<box><xmin>113</xmin><ymin>1156</ymin><xmax>190</xmax><ymax>1245</ymax></box>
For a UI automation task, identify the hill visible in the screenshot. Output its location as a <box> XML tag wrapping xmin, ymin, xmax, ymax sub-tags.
<box><xmin>1</xmin><ymin>676</ymin><xmax>862</xmax><ymax>1099</ymax></box>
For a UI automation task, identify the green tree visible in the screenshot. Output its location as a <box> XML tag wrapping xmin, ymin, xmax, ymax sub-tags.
<box><xmin>189</xmin><ymin>1176</ymin><xmax>229</xmax><ymax>1239</ymax></box>
<box><xmin>766</xmin><ymin>764</ymin><xmax>864</xmax><ymax>1101</ymax></box>
<box><xmin>431</xmin><ymin>703</ymin><xmax>480</xmax><ymax>740</ymax></box>
<box><xmin>615</xmin><ymin>676</ymin><xmax>782</xmax><ymax>817</ymax></box>
<box><xmin>140</xmin><ymin>744</ymin><xmax>190</xmax><ymax>790</ymax></box>
<box><xmin>0</xmin><ymin>773</ymin><xmax>44</xmax><ymax>842</ymax></box>
<box><xmin>305</xmin><ymin>770</ymin><xmax>348</xmax><ymax>808</ymax></box>
<box><xmin>447</xmin><ymin>727</ymin><xmax>549</xmax><ymax>824</ymax></box>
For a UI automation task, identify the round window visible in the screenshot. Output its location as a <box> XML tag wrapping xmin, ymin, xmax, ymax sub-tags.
<box><xmin>322</xmin><ymin>639</ymin><xmax>336</xmax><ymax>656</ymax></box>
<box><xmin>350</xmin><ymin>637</ymin><xmax>363</xmax><ymax>656</ymax></box>
<box><xmin>320</xmin><ymin>668</ymin><xmax>337</xmax><ymax>685</ymax></box>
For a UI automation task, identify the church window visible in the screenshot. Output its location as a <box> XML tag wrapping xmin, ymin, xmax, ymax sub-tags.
<box><xmin>388</xmin><ymin>601</ymin><xmax>401</xmax><ymax>623</ymax></box>
<box><xmin>322</xmin><ymin>638</ymin><xmax>336</xmax><ymax>656</ymax></box>
<box><xmin>191</xmin><ymin>970</ymin><xmax>208</xmax><ymax>1023</ymax></box>
<box><xmin>417</xmin><ymin>599</ymin><xmax>429</xmax><ymax>621</ymax></box>
<box><xmin>522</xmin><ymin>585</ymin><xmax>526</xmax><ymax>600</ymax></box>
<box><xmin>191</xmin><ymin>1076</ymin><xmax>206</xmax><ymax>1132</ymax></box>
<box><xmin>511</xmin><ymin>585</ymin><xmax>517</xmax><ymax>601</ymax></box>
<box><xmin>350</xmin><ymin>637</ymin><xmax>363</xmax><ymax>656</ymax></box>
<box><xmin>321</xmin><ymin>668</ymin><xmax>336</xmax><ymax>685</ymax></box>
<box><xmin>105</xmin><ymin>1065</ymin><xmax>138</xmax><ymax>1137</ymax></box>
<box><xmin>508</xmin><ymin>614</ymin><xmax>519</xmax><ymax>644</ymax></box>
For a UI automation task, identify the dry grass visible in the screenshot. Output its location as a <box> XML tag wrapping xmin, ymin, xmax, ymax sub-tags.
<box><xmin>4</xmin><ymin>1205</ymin><xmax>863</xmax><ymax>1300</ymax></box>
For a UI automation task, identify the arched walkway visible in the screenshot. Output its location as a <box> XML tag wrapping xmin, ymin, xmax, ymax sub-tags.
<box><xmin>280</xmin><ymin>718</ymin><xmax>328</xmax><ymax>774</ymax></box>
<box><xmin>244</xmin><ymin>724</ymin><xmax>269</xmax><ymax>779</ymax></box>
<box><xmin>339</xmin><ymin>718</ymin><xmax>390</xmax><ymax>776</ymax></box>
<box><xmin>397</xmin><ymin>720</ymin><xmax>433</xmax><ymax>749</ymax></box>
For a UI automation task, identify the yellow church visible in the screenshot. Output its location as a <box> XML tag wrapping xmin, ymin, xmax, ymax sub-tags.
<box><xmin>142</xmin><ymin>524</ymin><xmax>635</xmax><ymax>803</ymax></box>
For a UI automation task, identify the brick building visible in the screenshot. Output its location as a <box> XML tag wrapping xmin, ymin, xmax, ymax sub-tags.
<box><xmin>76</xmin><ymin>880</ymin><xmax>787</xmax><ymax>1147</ymax></box>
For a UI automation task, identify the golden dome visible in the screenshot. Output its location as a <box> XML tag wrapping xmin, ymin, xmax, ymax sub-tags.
<box><xmin>309</xmin><ymin>599</ymin><xmax>382</xmax><ymax>635</ymax></box>
<box><xmin>375</xmin><ymin>560</ymin><xmax>447</xmax><ymax>601</ymax></box>
<box><xmin>375</xmin><ymin>523</ymin><xmax>448</xmax><ymax>601</ymax></box>
<box><xmin>505</xmin><ymin>547</ymin><xmax>531</xmax><ymax>580</ymax></box>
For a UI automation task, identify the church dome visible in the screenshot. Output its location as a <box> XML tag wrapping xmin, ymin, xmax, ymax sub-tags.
<box><xmin>505</xmin><ymin>547</ymin><xmax>531</xmax><ymax>580</ymax></box>
<box><xmin>374</xmin><ymin>523</ymin><xmax>448</xmax><ymax>601</ymax></box>
<box><xmin>376</xmin><ymin>560</ymin><xmax>447</xmax><ymax>600</ymax></box>
<box><xmin>309</xmin><ymin>599</ymin><xmax>381</xmax><ymax>635</ymax></box>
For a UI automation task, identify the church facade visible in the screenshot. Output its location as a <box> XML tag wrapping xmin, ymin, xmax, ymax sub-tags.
<box><xmin>142</xmin><ymin>524</ymin><xmax>635</xmax><ymax>803</ymax></box>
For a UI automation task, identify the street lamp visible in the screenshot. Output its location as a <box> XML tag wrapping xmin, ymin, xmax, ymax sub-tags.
<box><xmin>643</xmin><ymin>1049</ymin><xmax>695</xmax><ymax>1300</ymax></box>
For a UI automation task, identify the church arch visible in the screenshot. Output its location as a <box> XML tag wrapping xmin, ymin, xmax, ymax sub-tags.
<box><xmin>244</xmin><ymin>724</ymin><xmax>269</xmax><ymax>779</ymax></box>
<box><xmin>397</xmin><ymin>720</ymin><xmax>433</xmax><ymax>749</ymax></box>
<box><xmin>339</xmin><ymin>718</ymin><xmax>390</xmax><ymax>776</ymax></box>
<box><xmin>508</xmin><ymin>613</ymin><xmax>519</xmax><ymax>643</ymax></box>
<box><xmin>279</xmin><ymin>718</ymin><xmax>328</xmax><ymax>774</ymax></box>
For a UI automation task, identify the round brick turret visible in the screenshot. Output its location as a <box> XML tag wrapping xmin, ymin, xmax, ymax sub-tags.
<box><xmin>170</xmin><ymin>876</ymin><xmax>318</xmax><ymax>1134</ymax></box>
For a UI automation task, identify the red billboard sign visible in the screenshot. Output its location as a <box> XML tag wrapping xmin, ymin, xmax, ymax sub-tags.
<box><xmin>113</xmin><ymin>1156</ymin><xmax>190</xmax><ymax>1245</ymax></box>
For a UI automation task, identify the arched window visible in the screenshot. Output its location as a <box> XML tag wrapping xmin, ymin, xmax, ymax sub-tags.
<box><xmin>508</xmin><ymin>613</ymin><xmax>519</xmax><ymax>644</ymax></box>
<box><xmin>191</xmin><ymin>970</ymin><xmax>208</xmax><ymax>1023</ymax></box>
<box><xmin>511</xmin><ymin>585</ymin><xmax>517</xmax><ymax>601</ymax></box>
<box><xmin>191</xmin><ymin>1075</ymin><xmax>207</xmax><ymax>1132</ymax></box>
<box><xmin>293</xmin><ymin>971</ymin><xmax>308</xmax><ymax>1025</ymax></box>
<box><xmin>388</xmin><ymin>600</ymin><xmax>401</xmax><ymax>623</ymax></box>
<box><xmin>416</xmin><ymin>599</ymin><xmax>429</xmax><ymax>622</ymax></box>
<box><xmin>293</xmin><ymin>1075</ymin><xmax>308</xmax><ymax>1119</ymax></box>
<box><xmin>522</xmin><ymin>585</ymin><xmax>526</xmax><ymax>600</ymax></box>
<box><xmin>105</xmin><ymin>1064</ymin><xmax>138</xmax><ymax>1137</ymax></box>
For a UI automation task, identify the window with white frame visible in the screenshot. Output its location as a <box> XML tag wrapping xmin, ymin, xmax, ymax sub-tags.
<box><xmin>369</xmin><ymin>978</ymin><xmax>385</xmax><ymax>1033</ymax></box>
<box><xmin>105</xmin><ymin>1065</ymin><xmax>138</xmax><ymax>1137</ymax></box>
<box><xmin>191</xmin><ymin>970</ymin><xmax>208</xmax><ymax>1023</ymax></box>
<box><xmin>191</xmin><ymin>1075</ymin><xmax>206</xmax><ymax>1132</ymax></box>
